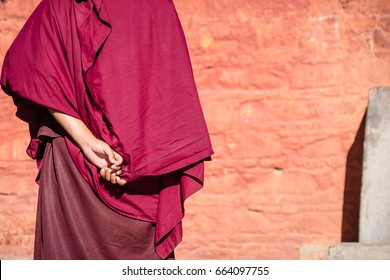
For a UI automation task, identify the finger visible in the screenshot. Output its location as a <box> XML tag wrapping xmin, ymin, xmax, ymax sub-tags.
<box><xmin>110</xmin><ymin>164</ymin><xmax>122</xmax><ymax>172</ymax></box>
<box><xmin>100</xmin><ymin>168</ymin><xmax>106</xmax><ymax>178</ymax></box>
<box><xmin>110</xmin><ymin>172</ymin><xmax>117</xmax><ymax>184</ymax></box>
<box><xmin>116</xmin><ymin>177</ymin><xmax>127</xmax><ymax>186</ymax></box>
<box><xmin>116</xmin><ymin>170</ymin><xmax>122</xmax><ymax>176</ymax></box>
<box><xmin>102</xmin><ymin>145</ymin><xmax>115</xmax><ymax>164</ymax></box>
<box><xmin>105</xmin><ymin>168</ymin><xmax>112</xmax><ymax>181</ymax></box>
<box><xmin>113</xmin><ymin>151</ymin><xmax>123</xmax><ymax>166</ymax></box>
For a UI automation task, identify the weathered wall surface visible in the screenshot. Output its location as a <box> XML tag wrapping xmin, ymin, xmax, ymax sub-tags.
<box><xmin>1</xmin><ymin>0</ymin><xmax>390</xmax><ymax>259</ymax></box>
<box><xmin>0</xmin><ymin>0</ymin><xmax>42</xmax><ymax>259</ymax></box>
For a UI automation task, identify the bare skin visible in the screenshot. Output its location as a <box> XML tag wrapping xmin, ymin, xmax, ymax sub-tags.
<box><xmin>48</xmin><ymin>108</ymin><xmax>127</xmax><ymax>186</ymax></box>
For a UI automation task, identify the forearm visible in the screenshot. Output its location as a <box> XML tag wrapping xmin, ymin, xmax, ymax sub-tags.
<box><xmin>47</xmin><ymin>108</ymin><xmax>95</xmax><ymax>150</ymax></box>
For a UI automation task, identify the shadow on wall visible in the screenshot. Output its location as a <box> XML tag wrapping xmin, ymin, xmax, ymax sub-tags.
<box><xmin>342</xmin><ymin>110</ymin><xmax>366</xmax><ymax>242</ymax></box>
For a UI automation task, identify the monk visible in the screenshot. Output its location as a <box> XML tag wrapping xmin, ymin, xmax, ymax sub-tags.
<box><xmin>1</xmin><ymin>0</ymin><xmax>213</xmax><ymax>260</ymax></box>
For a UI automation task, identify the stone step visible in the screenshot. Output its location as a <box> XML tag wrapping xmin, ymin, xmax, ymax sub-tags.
<box><xmin>329</xmin><ymin>243</ymin><xmax>390</xmax><ymax>260</ymax></box>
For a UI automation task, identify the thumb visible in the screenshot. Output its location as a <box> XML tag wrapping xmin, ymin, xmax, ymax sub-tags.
<box><xmin>102</xmin><ymin>144</ymin><xmax>115</xmax><ymax>164</ymax></box>
<box><xmin>113</xmin><ymin>151</ymin><xmax>123</xmax><ymax>166</ymax></box>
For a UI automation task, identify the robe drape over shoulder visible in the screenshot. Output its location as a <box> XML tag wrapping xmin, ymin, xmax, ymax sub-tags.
<box><xmin>0</xmin><ymin>0</ymin><xmax>213</xmax><ymax>259</ymax></box>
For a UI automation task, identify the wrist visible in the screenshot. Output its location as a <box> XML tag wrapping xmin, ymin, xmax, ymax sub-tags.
<box><xmin>77</xmin><ymin>132</ymin><xmax>97</xmax><ymax>152</ymax></box>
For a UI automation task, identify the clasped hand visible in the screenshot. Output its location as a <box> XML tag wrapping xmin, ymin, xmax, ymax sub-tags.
<box><xmin>82</xmin><ymin>138</ymin><xmax>128</xmax><ymax>186</ymax></box>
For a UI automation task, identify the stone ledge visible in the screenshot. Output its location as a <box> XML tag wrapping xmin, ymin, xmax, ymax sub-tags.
<box><xmin>329</xmin><ymin>243</ymin><xmax>390</xmax><ymax>260</ymax></box>
<box><xmin>299</xmin><ymin>245</ymin><xmax>329</xmax><ymax>260</ymax></box>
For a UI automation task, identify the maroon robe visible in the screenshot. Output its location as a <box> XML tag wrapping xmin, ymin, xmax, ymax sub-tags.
<box><xmin>1</xmin><ymin>0</ymin><xmax>213</xmax><ymax>259</ymax></box>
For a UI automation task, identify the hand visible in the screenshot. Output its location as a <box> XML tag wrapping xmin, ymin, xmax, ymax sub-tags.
<box><xmin>81</xmin><ymin>138</ymin><xmax>128</xmax><ymax>186</ymax></box>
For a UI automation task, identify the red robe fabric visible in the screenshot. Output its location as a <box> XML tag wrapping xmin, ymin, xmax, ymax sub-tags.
<box><xmin>1</xmin><ymin>0</ymin><xmax>213</xmax><ymax>259</ymax></box>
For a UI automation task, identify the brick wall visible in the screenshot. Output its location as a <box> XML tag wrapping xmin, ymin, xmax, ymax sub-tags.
<box><xmin>1</xmin><ymin>0</ymin><xmax>390</xmax><ymax>260</ymax></box>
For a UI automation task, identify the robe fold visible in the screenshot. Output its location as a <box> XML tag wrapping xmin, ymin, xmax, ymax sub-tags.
<box><xmin>1</xmin><ymin>0</ymin><xmax>213</xmax><ymax>259</ymax></box>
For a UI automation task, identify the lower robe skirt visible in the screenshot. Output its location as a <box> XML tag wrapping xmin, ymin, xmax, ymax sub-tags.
<box><xmin>34</xmin><ymin>136</ymin><xmax>169</xmax><ymax>260</ymax></box>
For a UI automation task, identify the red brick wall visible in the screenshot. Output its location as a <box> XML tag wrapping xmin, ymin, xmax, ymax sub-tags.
<box><xmin>1</xmin><ymin>0</ymin><xmax>390</xmax><ymax>260</ymax></box>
